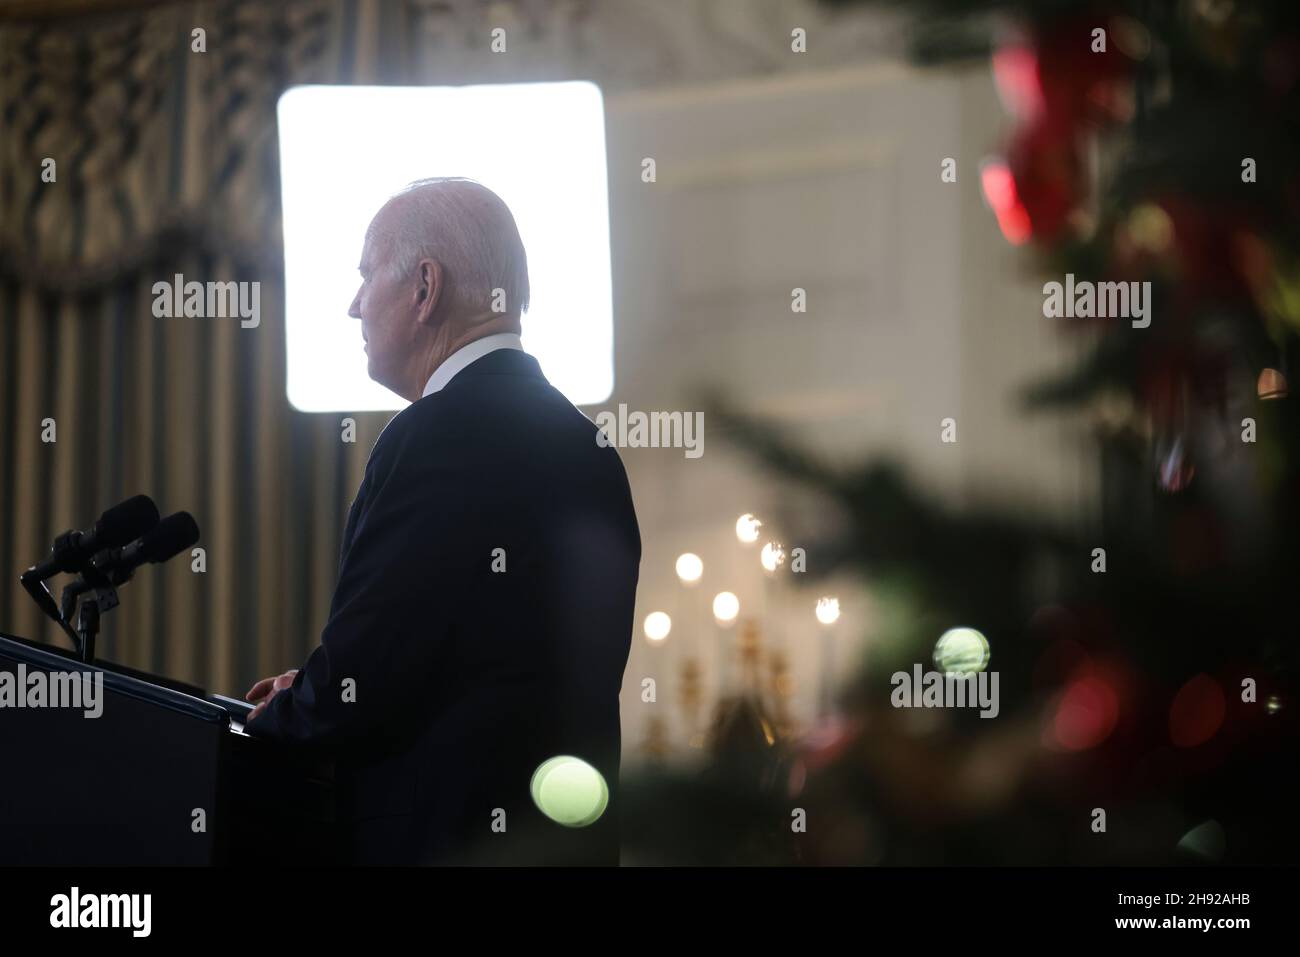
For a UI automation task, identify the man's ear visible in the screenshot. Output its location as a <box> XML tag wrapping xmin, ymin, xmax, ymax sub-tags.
<box><xmin>414</xmin><ymin>258</ymin><xmax>444</xmax><ymax>324</ymax></box>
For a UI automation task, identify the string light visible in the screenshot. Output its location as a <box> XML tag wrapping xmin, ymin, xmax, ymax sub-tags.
<box><xmin>712</xmin><ymin>591</ymin><xmax>740</xmax><ymax>625</ymax></box>
<box><xmin>675</xmin><ymin>552</ymin><xmax>703</xmax><ymax>585</ymax></box>
<box><xmin>815</xmin><ymin>596</ymin><xmax>840</xmax><ymax>625</ymax></box>
<box><xmin>735</xmin><ymin>513</ymin><xmax>762</xmax><ymax>544</ymax></box>
<box><xmin>643</xmin><ymin>611</ymin><xmax>671</xmax><ymax>643</ymax></box>
<box><xmin>760</xmin><ymin>541</ymin><xmax>785</xmax><ymax>573</ymax></box>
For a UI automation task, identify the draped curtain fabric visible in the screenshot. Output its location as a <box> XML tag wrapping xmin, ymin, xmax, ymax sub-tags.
<box><xmin>0</xmin><ymin>1</ymin><xmax>365</xmax><ymax>694</ymax></box>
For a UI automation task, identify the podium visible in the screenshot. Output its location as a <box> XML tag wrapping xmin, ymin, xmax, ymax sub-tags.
<box><xmin>0</xmin><ymin>631</ymin><xmax>336</xmax><ymax>865</ymax></box>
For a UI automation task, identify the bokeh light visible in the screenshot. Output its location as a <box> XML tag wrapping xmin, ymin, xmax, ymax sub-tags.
<box><xmin>1051</xmin><ymin>673</ymin><xmax>1119</xmax><ymax>751</ymax></box>
<box><xmin>735</xmin><ymin>513</ymin><xmax>762</xmax><ymax>544</ymax></box>
<box><xmin>815</xmin><ymin>596</ymin><xmax>841</xmax><ymax>626</ymax></box>
<box><xmin>932</xmin><ymin>626</ymin><xmax>990</xmax><ymax>674</ymax></box>
<box><xmin>530</xmin><ymin>755</ymin><xmax>609</xmax><ymax>827</ymax></box>
<box><xmin>760</xmin><ymin>541</ymin><xmax>785</xmax><ymax>573</ymax></box>
<box><xmin>1176</xmin><ymin>819</ymin><xmax>1225</xmax><ymax>862</ymax></box>
<box><xmin>643</xmin><ymin>611</ymin><xmax>671</xmax><ymax>643</ymax></box>
<box><xmin>674</xmin><ymin>552</ymin><xmax>703</xmax><ymax>585</ymax></box>
<box><xmin>712</xmin><ymin>591</ymin><xmax>740</xmax><ymax>625</ymax></box>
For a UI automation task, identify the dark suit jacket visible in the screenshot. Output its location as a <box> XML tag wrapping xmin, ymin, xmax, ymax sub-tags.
<box><xmin>247</xmin><ymin>348</ymin><xmax>641</xmax><ymax>865</ymax></box>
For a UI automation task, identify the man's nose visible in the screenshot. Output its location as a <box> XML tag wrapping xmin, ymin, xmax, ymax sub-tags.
<box><xmin>348</xmin><ymin>291</ymin><xmax>362</xmax><ymax>319</ymax></box>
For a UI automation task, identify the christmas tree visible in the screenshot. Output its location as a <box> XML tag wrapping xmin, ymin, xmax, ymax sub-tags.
<box><xmin>620</xmin><ymin>0</ymin><xmax>1300</xmax><ymax>865</ymax></box>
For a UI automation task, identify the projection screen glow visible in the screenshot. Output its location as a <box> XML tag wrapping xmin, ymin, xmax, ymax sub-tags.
<box><xmin>277</xmin><ymin>82</ymin><xmax>614</xmax><ymax>412</ymax></box>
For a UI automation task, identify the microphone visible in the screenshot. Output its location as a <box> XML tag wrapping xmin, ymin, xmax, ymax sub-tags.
<box><xmin>101</xmin><ymin>511</ymin><xmax>200</xmax><ymax>578</ymax></box>
<box><xmin>55</xmin><ymin>512</ymin><xmax>201</xmax><ymax>650</ymax></box>
<box><xmin>20</xmin><ymin>494</ymin><xmax>160</xmax><ymax>584</ymax></box>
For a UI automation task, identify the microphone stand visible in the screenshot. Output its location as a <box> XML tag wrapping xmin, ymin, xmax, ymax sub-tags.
<box><xmin>21</xmin><ymin>549</ymin><xmax>125</xmax><ymax>664</ymax></box>
<box><xmin>59</xmin><ymin>559</ymin><xmax>123</xmax><ymax>665</ymax></box>
<box><xmin>19</xmin><ymin>574</ymin><xmax>83</xmax><ymax>655</ymax></box>
<box><xmin>75</xmin><ymin>596</ymin><xmax>103</xmax><ymax>665</ymax></box>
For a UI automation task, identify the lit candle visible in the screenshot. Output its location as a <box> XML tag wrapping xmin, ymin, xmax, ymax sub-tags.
<box><xmin>815</xmin><ymin>596</ymin><xmax>840</xmax><ymax>718</ymax></box>
<box><xmin>712</xmin><ymin>590</ymin><xmax>740</xmax><ymax>699</ymax></box>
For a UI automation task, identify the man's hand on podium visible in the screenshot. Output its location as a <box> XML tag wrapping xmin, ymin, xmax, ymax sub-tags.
<box><xmin>244</xmin><ymin>669</ymin><xmax>299</xmax><ymax>723</ymax></box>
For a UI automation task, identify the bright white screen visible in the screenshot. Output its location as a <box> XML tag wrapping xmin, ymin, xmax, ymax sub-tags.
<box><xmin>278</xmin><ymin>82</ymin><xmax>613</xmax><ymax>412</ymax></box>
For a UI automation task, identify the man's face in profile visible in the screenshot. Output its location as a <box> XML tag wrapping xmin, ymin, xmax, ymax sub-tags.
<box><xmin>348</xmin><ymin>220</ymin><xmax>414</xmax><ymax>393</ymax></box>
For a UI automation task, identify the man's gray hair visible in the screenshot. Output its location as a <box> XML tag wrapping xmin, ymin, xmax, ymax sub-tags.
<box><xmin>373</xmin><ymin>177</ymin><xmax>531</xmax><ymax>318</ymax></box>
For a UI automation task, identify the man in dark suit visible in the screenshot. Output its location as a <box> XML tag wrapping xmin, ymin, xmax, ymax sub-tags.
<box><xmin>244</xmin><ymin>177</ymin><xmax>640</xmax><ymax>865</ymax></box>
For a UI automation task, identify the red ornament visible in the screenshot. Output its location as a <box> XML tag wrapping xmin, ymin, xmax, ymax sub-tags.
<box><xmin>985</xmin><ymin>14</ymin><xmax>1137</xmax><ymax>246</ymax></box>
<box><xmin>995</xmin><ymin>17</ymin><xmax>1136</xmax><ymax>130</ymax></box>
<box><xmin>1003</xmin><ymin>116</ymin><xmax>1086</xmax><ymax>244</ymax></box>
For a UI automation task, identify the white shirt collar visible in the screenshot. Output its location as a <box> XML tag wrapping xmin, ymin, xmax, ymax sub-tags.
<box><xmin>421</xmin><ymin>332</ymin><xmax>524</xmax><ymax>398</ymax></box>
